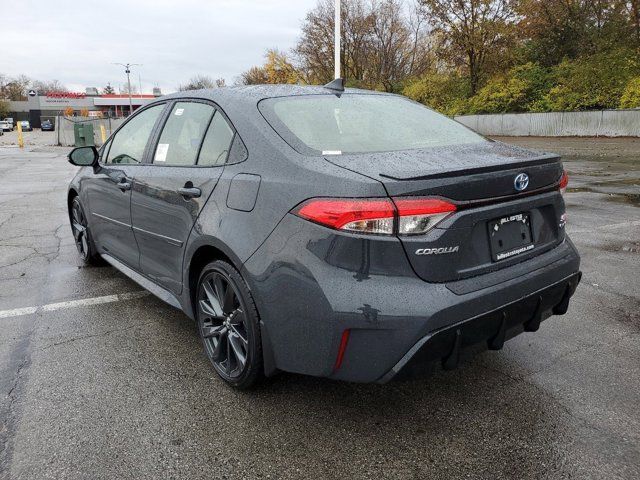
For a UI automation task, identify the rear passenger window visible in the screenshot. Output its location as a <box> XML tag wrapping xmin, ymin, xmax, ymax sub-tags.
<box><xmin>153</xmin><ymin>102</ymin><xmax>215</xmax><ymax>166</ymax></box>
<box><xmin>197</xmin><ymin>112</ymin><xmax>235</xmax><ymax>166</ymax></box>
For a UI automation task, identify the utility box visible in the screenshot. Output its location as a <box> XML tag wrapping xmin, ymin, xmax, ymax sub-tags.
<box><xmin>74</xmin><ymin>123</ymin><xmax>95</xmax><ymax>147</ymax></box>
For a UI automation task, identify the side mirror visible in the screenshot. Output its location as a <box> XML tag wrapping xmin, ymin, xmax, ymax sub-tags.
<box><xmin>68</xmin><ymin>146</ymin><xmax>99</xmax><ymax>167</ymax></box>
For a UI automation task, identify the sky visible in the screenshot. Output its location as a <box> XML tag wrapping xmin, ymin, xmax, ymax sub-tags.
<box><xmin>1</xmin><ymin>0</ymin><xmax>318</xmax><ymax>94</ymax></box>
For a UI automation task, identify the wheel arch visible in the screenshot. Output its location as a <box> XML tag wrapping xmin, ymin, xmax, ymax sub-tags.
<box><xmin>184</xmin><ymin>238</ymin><xmax>244</xmax><ymax>319</ymax></box>
<box><xmin>184</xmin><ymin>239</ymin><xmax>278</xmax><ymax>377</ymax></box>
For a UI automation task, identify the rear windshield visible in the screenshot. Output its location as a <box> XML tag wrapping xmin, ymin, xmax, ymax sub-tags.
<box><xmin>259</xmin><ymin>94</ymin><xmax>485</xmax><ymax>155</ymax></box>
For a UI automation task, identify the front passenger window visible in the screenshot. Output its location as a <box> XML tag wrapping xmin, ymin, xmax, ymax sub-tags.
<box><xmin>106</xmin><ymin>104</ymin><xmax>164</xmax><ymax>164</ymax></box>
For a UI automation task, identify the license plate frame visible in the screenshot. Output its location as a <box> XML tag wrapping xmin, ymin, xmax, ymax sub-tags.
<box><xmin>488</xmin><ymin>213</ymin><xmax>534</xmax><ymax>262</ymax></box>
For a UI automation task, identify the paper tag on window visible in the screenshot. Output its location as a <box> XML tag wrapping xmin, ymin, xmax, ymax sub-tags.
<box><xmin>174</xmin><ymin>108</ymin><xmax>184</xmax><ymax>116</ymax></box>
<box><xmin>322</xmin><ymin>150</ymin><xmax>342</xmax><ymax>155</ymax></box>
<box><xmin>155</xmin><ymin>143</ymin><xmax>169</xmax><ymax>162</ymax></box>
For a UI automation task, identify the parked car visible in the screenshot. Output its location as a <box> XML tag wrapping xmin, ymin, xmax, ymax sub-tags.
<box><xmin>66</xmin><ymin>83</ymin><xmax>581</xmax><ymax>389</ymax></box>
<box><xmin>0</xmin><ymin>120</ymin><xmax>11</xmax><ymax>132</ymax></box>
<box><xmin>19</xmin><ymin>120</ymin><xmax>32</xmax><ymax>132</ymax></box>
<box><xmin>4</xmin><ymin>117</ymin><xmax>14</xmax><ymax>130</ymax></box>
<box><xmin>41</xmin><ymin>119</ymin><xmax>55</xmax><ymax>131</ymax></box>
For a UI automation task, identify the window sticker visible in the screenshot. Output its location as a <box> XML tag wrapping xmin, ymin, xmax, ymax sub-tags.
<box><xmin>322</xmin><ymin>150</ymin><xmax>342</xmax><ymax>155</ymax></box>
<box><xmin>155</xmin><ymin>143</ymin><xmax>169</xmax><ymax>162</ymax></box>
<box><xmin>174</xmin><ymin>108</ymin><xmax>184</xmax><ymax>116</ymax></box>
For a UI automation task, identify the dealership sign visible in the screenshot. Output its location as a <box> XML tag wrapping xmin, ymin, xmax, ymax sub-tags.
<box><xmin>45</xmin><ymin>91</ymin><xmax>86</xmax><ymax>99</ymax></box>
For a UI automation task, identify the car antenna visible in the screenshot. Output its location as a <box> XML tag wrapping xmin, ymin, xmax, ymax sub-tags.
<box><xmin>324</xmin><ymin>78</ymin><xmax>345</xmax><ymax>93</ymax></box>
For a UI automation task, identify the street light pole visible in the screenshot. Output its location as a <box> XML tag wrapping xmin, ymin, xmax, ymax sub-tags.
<box><xmin>125</xmin><ymin>66</ymin><xmax>132</xmax><ymax>114</ymax></box>
<box><xmin>113</xmin><ymin>63</ymin><xmax>142</xmax><ymax>116</ymax></box>
<box><xmin>335</xmin><ymin>0</ymin><xmax>341</xmax><ymax>79</ymax></box>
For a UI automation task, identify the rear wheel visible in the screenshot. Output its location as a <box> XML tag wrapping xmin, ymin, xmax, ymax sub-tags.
<box><xmin>70</xmin><ymin>197</ymin><xmax>101</xmax><ymax>265</ymax></box>
<box><xmin>196</xmin><ymin>260</ymin><xmax>264</xmax><ymax>389</ymax></box>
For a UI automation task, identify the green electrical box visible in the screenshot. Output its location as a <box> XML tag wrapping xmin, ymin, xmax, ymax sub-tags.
<box><xmin>73</xmin><ymin>123</ymin><xmax>95</xmax><ymax>147</ymax></box>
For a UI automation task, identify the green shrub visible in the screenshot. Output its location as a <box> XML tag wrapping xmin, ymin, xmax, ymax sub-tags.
<box><xmin>402</xmin><ymin>50</ymin><xmax>640</xmax><ymax>114</ymax></box>
<box><xmin>619</xmin><ymin>77</ymin><xmax>640</xmax><ymax>109</ymax></box>
<box><xmin>402</xmin><ymin>73</ymin><xmax>470</xmax><ymax>116</ymax></box>
<box><xmin>466</xmin><ymin>63</ymin><xmax>551</xmax><ymax>114</ymax></box>
<box><xmin>543</xmin><ymin>49</ymin><xmax>640</xmax><ymax>111</ymax></box>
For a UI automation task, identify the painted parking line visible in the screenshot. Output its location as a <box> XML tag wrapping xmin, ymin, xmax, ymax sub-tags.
<box><xmin>0</xmin><ymin>291</ymin><xmax>150</xmax><ymax>319</ymax></box>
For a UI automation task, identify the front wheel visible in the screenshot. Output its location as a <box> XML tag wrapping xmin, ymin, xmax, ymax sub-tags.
<box><xmin>196</xmin><ymin>260</ymin><xmax>264</xmax><ymax>389</ymax></box>
<box><xmin>70</xmin><ymin>197</ymin><xmax>101</xmax><ymax>265</ymax></box>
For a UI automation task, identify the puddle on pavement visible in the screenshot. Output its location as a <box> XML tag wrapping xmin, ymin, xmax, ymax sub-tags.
<box><xmin>600</xmin><ymin>241</ymin><xmax>640</xmax><ymax>254</ymax></box>
<box><xmin>567</xmin><ymin>188</ymin><xmax>640</xmax><ymax>207</ymax></box>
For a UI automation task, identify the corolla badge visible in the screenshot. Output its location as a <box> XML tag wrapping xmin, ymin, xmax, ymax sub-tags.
<box><xmin>415</xmin><ymin>246</ymin><xmax>459</xmax><ymax>255</ymax></box>
<box><xmin>514</xmin><ymin>173</ymin><xmax>529</xmax><ymax>191</ymax></box>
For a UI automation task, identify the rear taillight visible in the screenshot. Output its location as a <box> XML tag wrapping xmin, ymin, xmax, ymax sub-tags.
<box><xmin>559</xmin><ymin>171</ymin><xmax>569</xmax><ymax>195</ymax></box>
<box><xmin>292</xmin><ymin>197</ymin><xmax>456</xmax><ymax>236</ymax></box>
<box><xmin>294</xmin><ymin>198</ymin><xmax>395</xmax><ymax>234</ymax></box>
<box><xmin>393</xmin><ymin>198</ymin><xmax>457</xmax><ymax>235</ymax></box>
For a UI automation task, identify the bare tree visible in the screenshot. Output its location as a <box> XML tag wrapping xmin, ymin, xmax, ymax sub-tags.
<box><xmin>31</xmin><ymin>79</ymin><xmax>68</xmax><ymax>93</ymax></box>
<box><xmin>629</xmin><ymin>0</ymin><xmax>640</xmax><ymax>42</ymax></box>
<box><xmin>295</xmin><ymin>0</ymin><xmax>432</xmax><ymax>89</ymax></box>
<box><xmin>370</xmin><ymin>0</ymin><xmax>433</xmax><ymax>91</ymax></box>
<box><xmin>120</xmin><ymin>83</ymin><xmax>138</xmax><ymax>95</ymax></box>
<box><xmin>178</xmin><ymin>75</ymin><xmax>219</xmax><ymax>91</ymax></box>
<box><xmin>0</xmin><ymin>74</ymin><xmax>31</xmax><ymax>100</ymax></box>
<box><xmin>420</xmin><ymin>0</ymin><xmax>519</xmax><ymax>94</ymax></box>
<box><xmin>407</xmin><ymin>2</ymin><xmax>434</xmax><ymax>76</ymax></box>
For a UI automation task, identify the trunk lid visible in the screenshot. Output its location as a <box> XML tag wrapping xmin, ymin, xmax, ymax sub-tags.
<box><xmin>325</xmin><ymin>141</ymin><xmax>567</xmax><ymax>283</ymax></box>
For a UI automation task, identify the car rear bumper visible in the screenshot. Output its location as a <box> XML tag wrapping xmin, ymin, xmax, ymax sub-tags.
<box><xmin>243</xmin><ymin>214</ymin><xmax>581</xmax><ymax>383</ymax></box>
<box><xmin>377</xmin><ymin>271</ymin><xmax>581</xmax><ymax>383</ymax></box>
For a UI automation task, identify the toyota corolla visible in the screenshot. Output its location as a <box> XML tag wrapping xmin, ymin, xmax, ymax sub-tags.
<box><xmin>66</xmin><ymin>82</ymin><xmax>581</xmax><ymax>389</ymax></box>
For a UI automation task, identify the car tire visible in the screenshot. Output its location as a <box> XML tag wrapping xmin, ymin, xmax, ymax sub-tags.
<box><xmin>196</xmin><ymin>260</ymin><xmax>264</xmax><ymax>389</ymax></box>
<box><xmin>70</xmin><ymin>197</ymin><xmax>101</xmax><ymax>265</ymax></box>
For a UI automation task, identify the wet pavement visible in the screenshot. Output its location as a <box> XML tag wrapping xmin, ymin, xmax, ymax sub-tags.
<box><xmin>0</xmin><ymin>138</ymin><xmax>639</xmax><ymax>479</ymax></box>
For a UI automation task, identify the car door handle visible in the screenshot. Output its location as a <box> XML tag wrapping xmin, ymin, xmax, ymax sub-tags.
<box><xmin>118</xmin><ymin>179</ymin><xmax>132</xmax><ymax>191</ymax></box>
<box><xmin>178</xmin><ymin>187</ymin><xmax>201</xmax><ymax>198</ymax></box>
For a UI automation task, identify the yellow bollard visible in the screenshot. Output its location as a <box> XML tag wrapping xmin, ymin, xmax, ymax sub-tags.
<box><xmin>17</xmin><ymin>122</ymin><xmax>24</xmax><ymax>148</ymax></box>
<box><xmin>100</xmin><ymin>124</ymin><xmax>107</xmax><ymax>144</ymax></box>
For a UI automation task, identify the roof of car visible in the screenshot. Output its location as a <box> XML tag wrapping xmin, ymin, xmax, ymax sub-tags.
<box><xmin>145</xmin><ymin>84</ymin><xmax>393</xmax><ymax>141</ymax></box>
<box><xmin>158</xmin><ymin>84</ymin><xmax>388</xmax><ymax>110</ymax></box>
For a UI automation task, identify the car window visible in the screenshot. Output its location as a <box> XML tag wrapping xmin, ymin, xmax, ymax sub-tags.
<box><xmin>197</xmin><ymin>111</ymin><xmax>235</xmax><ymax>166</ymax></box>
<box><xmin>260</xmin><ymin>94</ymin><xmax>486</xmax><ymax>155</ymax></box>
<box><xmin>106</xmin><ymin>104</ymin><xmax>164</xmax><ymax>164</ymax></box>
<box><xmin>153</xmin><ymin>102</ymin><xmax>215</xmax><ymax>166</ymax></box>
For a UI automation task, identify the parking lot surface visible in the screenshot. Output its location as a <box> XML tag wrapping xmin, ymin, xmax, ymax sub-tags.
<box><xmin>0</xmin><ymin>130</ymin><xmax>57</xmax><ymax>148</ymax></box>
<box><xmin>0</xmin><ymin>138</ymin><xmax>639</xmax><ymax>479</ymax></box>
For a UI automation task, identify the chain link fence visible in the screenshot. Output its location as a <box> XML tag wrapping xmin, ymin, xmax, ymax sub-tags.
<box><xmin>56</xmin><ymin>116</ymin><xmax>125</xmax><ymax>147</ymax></box>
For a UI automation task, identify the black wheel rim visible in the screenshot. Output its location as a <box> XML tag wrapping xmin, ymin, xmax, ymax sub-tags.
<box><xmin>198</xmin><ymin>270</ymin><xmax>249</xmax><ymax>379</ymax></box>
<box><xmin>71</xmin><ymin>201</ymin><xmax>89</xmax><ymax>260</ymax></box>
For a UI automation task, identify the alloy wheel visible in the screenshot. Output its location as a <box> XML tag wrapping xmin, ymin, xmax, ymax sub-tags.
<box><xmin>71</xmin><ymin>200</ymin><xmax>89</xmax><ymax>260</ymax></box>
<box><xmin>198</xmin><ymin>270</ymin><xmax>250</xmax><ymax>379</ymax></box>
